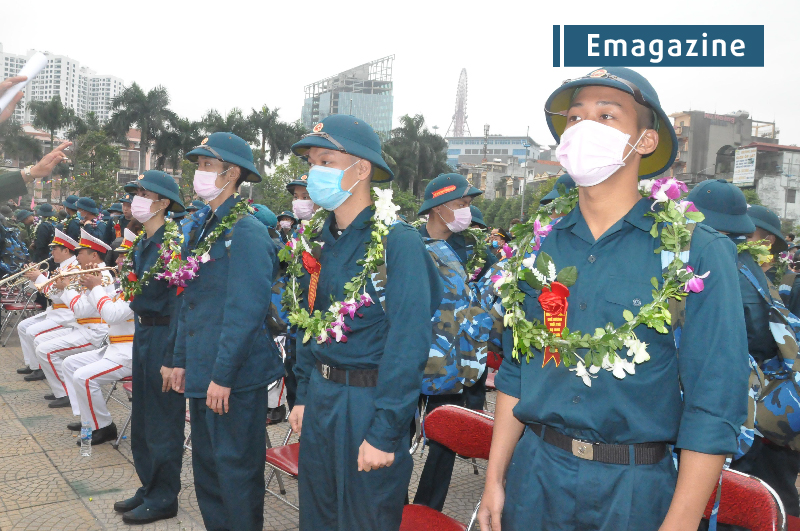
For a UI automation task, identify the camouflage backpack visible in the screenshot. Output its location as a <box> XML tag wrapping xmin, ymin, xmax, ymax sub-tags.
<box><xmin>0</xmin><ymin>223</ymin><xmax>31</xmax><ymax>277</ymax></box>
<box><xmin>737</xmin><ymin>262</ymin><xmax>800</xmax><ymax>454</ymax></box>
<box><xmin>371</xmin><ymin>230</ymin><xmax>491</xmax><ymax>395</ymax></box>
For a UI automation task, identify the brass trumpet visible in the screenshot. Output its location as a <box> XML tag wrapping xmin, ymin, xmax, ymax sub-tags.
<box><xmin>0</xmin><ymin>259</ymin><xmax>51</xmax><ymax>287</ymax></box>
<box><xmin>35</xmin><ymin>266</ymin><xmax>116</xmax><ymax>291</ymax></box>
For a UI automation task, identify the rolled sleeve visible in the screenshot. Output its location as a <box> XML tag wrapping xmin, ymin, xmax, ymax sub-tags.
<box><xmin>675</xmin><ymin>231</ymin><xmax>750</xmax><ymax>454</ymax></box>
<box><xmin>493</xmin><ymin>327</ymin><xmax>522</xmax><ymax>399</ymax></box>
<box><xmin>0</xmin><ymin>171</ymin><xmax>29</xmax><ymax>203</ymax></box>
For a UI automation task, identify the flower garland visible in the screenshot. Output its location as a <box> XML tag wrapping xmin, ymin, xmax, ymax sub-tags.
<box><xmin>775</xmin><ymin>251</ymin><xmax>792</xmax><ymax>280</ymax></box>
<box><xmin>159</xmin><ymin>198</ymin><xmax>254</xmax><ymax>287</ymax></box>
<box><xmin>279</xmin><ymin>188</ymin><xmax>399</xmax><ymax>344</ymax></box>
<box><xmin>736</xmin><ymin>239</ymin><xmax>772</xmax><ymax>266</ymax></box>
<box><xmin>492</xmin><ymin>176</ymin><xmax>709</xmax><ymax>387</ymax></box>
<box><xmin>463</xmin><ymin>227</ymin><xmax>488</xmax><ymax>280</ymax></box>
<box><xmin>119</xmin><ymin>221</ymin><xmax>181</xmax><ymax>300</ymax></box>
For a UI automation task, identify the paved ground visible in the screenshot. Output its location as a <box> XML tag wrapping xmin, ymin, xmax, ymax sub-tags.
<box><xmin>0</xmin><ymin>332</ymin><xmax>488</xmax><ymax>530</ymax></box>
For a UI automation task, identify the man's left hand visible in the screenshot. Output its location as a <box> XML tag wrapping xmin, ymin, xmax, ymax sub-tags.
<box><xmin>80</xmin><ymin>273</ymin><xmax>103</xmax><ymax>289</ymax></box>
<box><xmin>357</xmin><ymin>440</ymin><xmax>394</xmax><ymax>472</ymax></box>
<box><xmin>206</xmin><ymin>381</ymin><xmax>231</xmax><ymax>415</ymax></box>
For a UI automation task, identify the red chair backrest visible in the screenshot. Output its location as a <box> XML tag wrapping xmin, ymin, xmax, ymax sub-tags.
<box><xmin>486</xmin><ymin>351</ymin><xmax>503</xmax><ymax>371</ymax></box>
<box><xmin>424</xmin><ymin>405</ymin><xmax>493</xmax><ymax>460</ymax></box>
<box><xmin>703</xmin><ymin>469</ymin><xmax>785</xmax><ymax>531</ymax></box>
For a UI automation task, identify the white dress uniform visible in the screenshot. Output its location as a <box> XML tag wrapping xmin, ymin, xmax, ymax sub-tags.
<box><xmin>63</xmin><ymin>286</ymin><xmax>134</xmax><ymax>429</ymax></box>
<box><xmin>35</xmin><ymin>230</ymin><xmax>113</xmax><ymax>399</ymax></box>
<box><xmin>17</xmin><ymin>255</ymin><xmax>80</xmax><ymax>370</ymax></box>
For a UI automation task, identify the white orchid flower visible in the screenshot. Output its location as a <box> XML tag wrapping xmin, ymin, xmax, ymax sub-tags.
<box><xmin>522</xmin><ymin>256</ymin><xmax>536</xmax><ymax>270</ymax></box>
<box><xmin>373</xmin><ymin>188</ymin><xmax>400</xmax><ymax>224</ymax></box>
<box><xmin>624</xmin><ymin>337</ymin><xmax>650</xmax><ymax>364</ymax></box>
<box><xmin>638</xmin><ymin>179</ymin><xmax>654</xmax><ymax>195</ymax></box>
<box><xmin>570</xmin><ymin>361</ymin><xmax>596</xmax><ymax>387</ymax></box>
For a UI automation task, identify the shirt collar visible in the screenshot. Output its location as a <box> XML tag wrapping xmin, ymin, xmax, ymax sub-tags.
<box><xmin>321</xmin><ymin>206</ymin><xmax>375</xmax><ymax>243</ymax></box>
<box><xmin>555</xmin><ymin>197</ymin><xmax>655</xmax><ymax>234</ymax></box>
<box><xmin>211</xmin><ymin>194</ymin><xmax>242</xmax><ymax>221</ymax></box>
<box><xmin>143</xmin><ymin>225</ymin><xmax>166</xmax><ymax>248</ymax></box>
<box><xmin>59</xmin><ymin>256</ymin><xmax>77</xmax><ymax>267</ymax></box>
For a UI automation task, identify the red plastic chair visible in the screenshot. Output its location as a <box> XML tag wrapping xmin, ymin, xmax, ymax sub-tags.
<box><xmin>702</xmin><ymin>468</ymin><xmax>786</xmax><ymax>531</ymax></box>
<box><xmin>400</xmin><ymin>405</ymin><xmax>494</xmax><ymax>531</ymax></box>
<box><xmin>264</xmin><ymin>426</ymin><xmax>299</xmax><ymax>510</ymax></box>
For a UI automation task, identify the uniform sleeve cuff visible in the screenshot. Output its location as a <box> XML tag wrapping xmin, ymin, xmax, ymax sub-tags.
<box><xmin>494</xmin><ymin>360</ymin><xmax>522</xmax><ymax>399</ymax></box>
<box><xmin>675</xmin><ymin>408</ymin><xmax>740</xmax><ymax>455</ymax></box>
<box><xmin>211</xmin><ymin>361</ymin><xmax>237</xmax><ymax>388</ymax></box>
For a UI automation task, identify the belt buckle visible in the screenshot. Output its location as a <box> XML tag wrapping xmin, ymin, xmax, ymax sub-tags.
<box><xmin>321</xmin><ymin>364</ymin><xmax>331</xmax><ymax>380</ymax></box>
<box><xmin>572</xmin><ymin>439</ymin><xmax>594</xmax><ymax>460</ymax></box>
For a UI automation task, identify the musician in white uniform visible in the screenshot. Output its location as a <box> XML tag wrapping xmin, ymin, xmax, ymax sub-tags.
<box><xmin>35</xmin><ymin>229</ymin><xmax>113</xmax><ymax>408</ymax></box>
<box><xmin>62</xmin><ymin>235</ymin><xmax>134</xmax><ymax>444</ymax></box>
<box><xmin>17</xmin><ymin>230</ymin><xmax>80</xmax><ymax>383</ymax></box>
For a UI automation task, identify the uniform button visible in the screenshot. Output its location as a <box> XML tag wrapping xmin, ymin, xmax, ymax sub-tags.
<box><xmin>572</xmin><ymin>395</ymin><xmax>581</xmax><ymax>404</ymax></box>
<box><xmin>579</xmin><ymin>302</ymin><xmax>587</xmax><ymax>310</ymax></box>
<box><xmin>188</xmin><ymin>304</ymin><xmax>195</xmax><ymax>310</ymax></box>
<box><xmin>588</xmin><ymin>255</ymin><xmax>596</xmax><ymax>263</ymax></box>
<box><xmin>189</xmin><ymin>331</ymin><xmax>194</xmax><ymax>337</ymax></box>
<box><xmin>633</xmin><ymin>298</ymin><xmax>642</xmax><ymax>307</ymax></box>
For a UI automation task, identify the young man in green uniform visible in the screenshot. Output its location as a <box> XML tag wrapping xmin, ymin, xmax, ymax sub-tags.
<box><xmin>747</xmin><ymin>204</ymin><xmax>800</xmax><ymax>315</ymax></box>
<box><xmin>113</xmin><ymin>171</ymin><xmax>186</xmax><ymax>525</ymax></box>
<box><xmin>288</xmin><ymin>114</ymin><xmax>442</xmax><ymax>530</ymax></box>
<box><xmin>479</xmin><ymin>67</ymin><xmax>750</xmax><ymax>531</ymax></box>
<box><xmin>170</xmin><ymin>133</ymin><xmax>284</xmax><ymax>531</ymax></box>
<box><xmin>690</xmin><ymin>183</ymin><xmax>800</xmax><ymax>520</ymax></box>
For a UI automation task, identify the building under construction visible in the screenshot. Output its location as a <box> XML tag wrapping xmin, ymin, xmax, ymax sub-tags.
<box><xmin>301</xmin><ymin>55</ymin><xmax>395</xmax><ymax>135</ymax></box>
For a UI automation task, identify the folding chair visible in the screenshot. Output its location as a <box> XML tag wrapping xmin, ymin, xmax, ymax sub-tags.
<box><xmin>400</xmin><ymin>405</ymin><xmax>494</xmax><ymax>531</ymax></box>
<box><xmin>0</xmin><ymin>285</ymin><xmax>42</xmax><ymax>346</ymax></box>
<box><xmin>104</xmin><ymin>376</ymin><xmax>133</xmax><ymax>449</ymax></box>
<box><xmin>702</xmin><ymin>468</ymin><xmax>786</xmax><ymax>531</ymax></box>
<box><xmin>264</xmin><ymin>426</ymin><xmax>299</xmax><ymax>510</ymax></box>
<box><xmin>183</xmin><ymin>410</ymin><xmax>192</xmax><ymax>452</ymax></box>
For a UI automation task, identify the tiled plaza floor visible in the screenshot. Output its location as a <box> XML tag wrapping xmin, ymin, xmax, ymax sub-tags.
<box><xmin>0</xmin><ymin>332</ymin><xmax>489</xmax><ymax>530</ymax></box>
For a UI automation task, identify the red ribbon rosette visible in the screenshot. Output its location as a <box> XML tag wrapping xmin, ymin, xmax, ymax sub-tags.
<box><xmin>538</xmin><ymin>282</ymin><xmax>570</xmax><ymax>368</ymax></box>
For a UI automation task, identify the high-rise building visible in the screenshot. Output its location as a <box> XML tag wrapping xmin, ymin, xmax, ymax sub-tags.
<box><xmin>0</xmin><ymin>43</ymin><xmax>124</xmax><ymax>128</ymax></box>
<box><xmin>301</xmin><ymin>55</ymin><xmax>394</xmax><ymax>135</ymax></box>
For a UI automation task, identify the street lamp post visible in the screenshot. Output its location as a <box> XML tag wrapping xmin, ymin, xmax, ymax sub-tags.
<box><xmin>521</xmin><ymin>127</ymin><xmax>530</xmax><ymax>219</ymax></box>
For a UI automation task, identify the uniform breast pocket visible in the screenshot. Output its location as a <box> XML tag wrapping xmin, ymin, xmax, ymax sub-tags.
<box><xmin>602</xmin><ymin>276</ymin><xmax>654</xmax><ymax>327</ymax></box>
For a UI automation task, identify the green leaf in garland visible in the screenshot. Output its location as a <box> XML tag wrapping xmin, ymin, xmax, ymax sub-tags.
<box><xmin>556</xmin><ymin>266</ymin><xmax>578</xmax><ymax>287</ymax></box>
<box><xmin>523</xmin><ymin>269</ymin><xmax>543</xmax><ymax>290</ymax></box>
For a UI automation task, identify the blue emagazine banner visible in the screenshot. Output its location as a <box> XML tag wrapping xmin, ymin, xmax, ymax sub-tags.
<box><xmin>555</xmin><ymin>25</ymin><xmax>764</xmax><ymax>67</ymax></box>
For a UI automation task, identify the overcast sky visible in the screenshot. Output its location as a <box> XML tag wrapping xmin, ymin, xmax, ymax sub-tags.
<box><xmin>3</xmin><ymin>0</ymin><xmax>797</xmax><ymax>151</ymax></box>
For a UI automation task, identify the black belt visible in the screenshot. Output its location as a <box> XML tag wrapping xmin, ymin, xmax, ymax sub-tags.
<box><xmin>315</xmin><ymin>361</ymin><xmax>378</xmax><ymax>387</ymax></box>
<box><xmin>529</xmin><ymin>424</ymin><xmax>668</xmax><ymax>465</ymax></box>
<box><xmin>137</xmin><ymin>315</ymin><xmax>170</xmax><ymax>326</ymax></box>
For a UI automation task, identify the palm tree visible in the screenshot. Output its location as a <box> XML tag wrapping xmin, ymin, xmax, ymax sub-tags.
<box><xmin>384</xmin><ymin>114</ymin><xmax>451</xmax><ymax>197</ymax></box>
<box><xmin>0</xmin><ymin>119</ymin><xmax>42</xmax><ymax>164</ymax></box>
<box><xmin>200</xmin><ymin>108</ymin><xmax>256</xmax><ymax>144</ymax></box>
<box><xmin>108</xmin><ymin>83</ymin><xmax>178</xmax><ymax>173</ymax></box>
<box><xmin>154</xmin><ymin>118</ymin><xmax>202</xmax><ymax>173</ymax></box>
<box><xmin>249</xmin><ymin>106</ymin><xmax>307</xmax><ymax>175</ymax></box>
<box><xmin>28</xmin><ymin>95</ymin><xmax>75</xmax><ymax>150</ymax></box>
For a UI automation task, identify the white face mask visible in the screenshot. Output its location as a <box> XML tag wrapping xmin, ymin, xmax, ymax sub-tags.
<box><xmin>555</xmin><ymin>120</ymin><xmax>646</xmax><ymax>187</ymax></box>
<box><xmin>279</xmin><ymin>220</ymin><xmax>293</xmax><ymax>230</ymax></box>
<box><xmin>438</xmin><ymin>205</ymin><xmax>472</xmax><ymax>233</ymax></box>
<box><xmin>292</xmin><ymin>199</ymin><xmax>315</xmax><ymax>220</ymax></box>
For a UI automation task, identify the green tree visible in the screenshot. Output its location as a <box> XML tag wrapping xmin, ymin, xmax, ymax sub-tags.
<box><xmin>178</xmin><ymin>160</ymin><xmax>196</xmax><ymax>204</ymax></box>
<box><xmin>68</xmin><ymin>111</ymin><xmax>101</xmax><ymax>141</ymax></box>
<box><xmin>471</xmin><ymin>177</ymin><xmax>556</xmax><ymax>229</ymax></box>
<box><xmin>249</xmin><ymin>106</ymin><xmax>307</xmax><ymax>176</ymax></box>
<box><xmin>28</xmin><ymin>95</ymin><xmax>75</xmax><ymax>150</ymax></box>
<box><xmin>154</xmin><ymin>118</ymin><xmax>203</xmax><ymax>173</ymax></box>
<box><xmin>200</xmin><ymin>108</ymin><xmax>256</xmax><ymax>143</ymax></box>
<box><xmin>72</xmin><ymin>131</ymin><xmax>122</xmax><ymax>203</ymax></box>
<box><xmin>107</xmin><ymin>83</ymin><xmax>177</xmax><ymax>173</ymax></box>
<box><xmin>742</xmin><ymin>188</ymin><xmax>762</xmax><ymax>206</ymax></box>
<box><xmin>0</xmin><ymin>119</ymin><xmax>42</xmax><ymax>164</ymax></box>
<box><xmin>383</xmin><ymin>114</ymin><xmax>451</xmax><ymax>197</ymax></box>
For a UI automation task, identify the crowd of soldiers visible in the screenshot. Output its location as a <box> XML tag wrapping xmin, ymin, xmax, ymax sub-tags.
<box><xmin>0</xmin><ymin>65</ymin><xmax>797</xmax><ymax>531</ymax></box>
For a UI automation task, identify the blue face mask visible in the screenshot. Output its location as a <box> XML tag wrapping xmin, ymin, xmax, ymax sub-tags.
<box><xmin>306</xmin><ymin>160</ymin><xmax>361</xmax><ymax>211</ymax></box>
<box><xmin>492</xmin><ymin>240</ymin><xmax>500</xmax><ymax>249</ymax></box>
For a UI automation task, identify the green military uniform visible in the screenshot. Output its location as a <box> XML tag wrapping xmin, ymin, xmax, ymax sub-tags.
<box><xmin>291</xmin><ymin>115</ymin><xmax>443</xmax><ymax>530</ymax></box>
